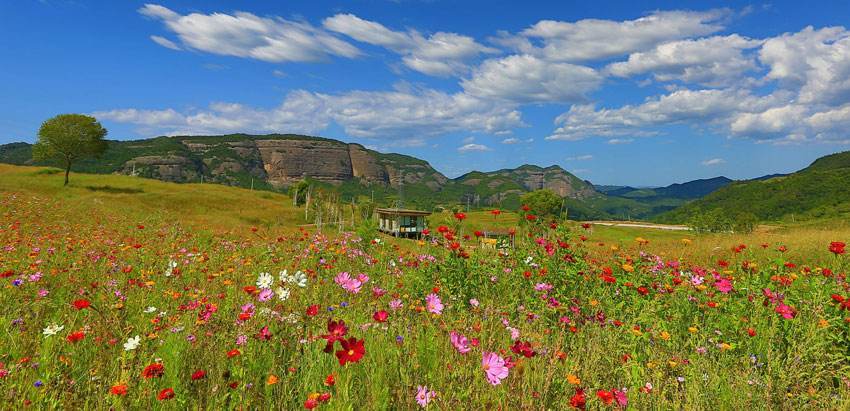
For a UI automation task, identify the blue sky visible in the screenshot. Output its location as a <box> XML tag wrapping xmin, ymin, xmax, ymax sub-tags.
<box><xmin>2</xmin><ymin>1</ymin><xmax>850</xmax><ymax>186</ymax></box>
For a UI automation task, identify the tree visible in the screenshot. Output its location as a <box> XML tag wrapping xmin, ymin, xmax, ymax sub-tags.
<box><xmin>520</xmin><ymin>189</ymin><xmax>563</xmax><ymax>217</ymax></box>
<box><xmin>32</xmin><ymin>114</ymin><xmax>107</xmax><ymax>186</ymax></box>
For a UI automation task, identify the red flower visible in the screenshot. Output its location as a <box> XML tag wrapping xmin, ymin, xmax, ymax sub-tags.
<box><xmin>142</xmin><ymin>363</ymin><xmax>165</xmax><ymax>379</ymax></box>
<box><xmin>636</xmin><ymin>286</ymin><xmax>649</xmax><ymax>296</ymax></box>
<box><xmin>510</xmin><ymin>340</ymin><xmax>537</xmax><ymax>358</ymax></box>
<box><xmin>454</xmin><ymin>212</ymin><xmax>466</xmax><ymax>221</ymax></box>
<box><xmin>746</xmin><ymin>328</ymin><xmax>756</xmax><ymax>337</ymax></box>
<box><xmin>521</xmin><ymin>204</ymin><xmax>530</xmax><ymax>212</ymax></box>
<box><xmin>570</xmin><ymin>388</ymin><xmax>586</xmax><ymax>410</ymax></box>
<box><xmin>335</xmin><ymin>337</ymin><xmax>365</xmax><ymax>365</ymax></box>
<box><xmin>227</xmin><ymin>349</ymin><xmax>241</xmax><ymax>358</ymax></box>
<box><xmin>321</xmin><ymin>320</ymin><xmax>348</xmax><ymax>353</ymax></box>
<box><xmin>373</xmin><ymin>310</ymin><xmax>389</xmax><ymax>323</ymax></box>
<box><xmin>66</xmin><ymin>331</ymin><xmax>85</xmax><ymax>343</ymax></box>
<box><xmin>72</xmin><ymin>299</ymin><xmax>91</xmax><ymax>310</ymax></box>
<box><xmin>422</xmin><ymin>229</ymin><xmax>430</xmax><ymax>235</ymax></box>
<box><xmin>437</xmin><ymin>225</ymin><xmax>449</xmax><ymax>233</ymax></box>
<box><xmin>526</xmin><ymin>214</ymin><xmax>537</xmax><ymax>222</ymax></box>
<box><xmin>596</xmin><ymin>389</ymin><xmax>614</xmax><ymax>405</ymax></box>
<box><xmin>157</xmin><ymin>388</ymin><xmax>175</xmax><ymax>401</ymax></box>
<box><xmin>830</xmin><ymin>241</ymin><xmax>846</xmax><ymax>255</ymax></box>
<box><xmin>324</xmin><ymin>374</ymin><xmax>336</xmax><ymax>386</ymax></box>
<box><xmin>304</xmin><ymin>398</ymin><xmax>318</xmax><ymax>409</ymax></box>
<box><xmin>191</xmin><ymin>370</ymin><xmax>206</xmax><ymax>380</ymax></box>
<box><xmin>110</xmin><ymin>384</ymin><xmax>128</xmax><ymax>396</ymax></box>
<box><xmin>306</xmin><ymin>305</ymin><xmax>319</xmax><ymax>317</ymax></box>
<box><xmin>491</xmin><ymin>209</ymin><xmax>501</xmax><ymax>216</ymax></box>
<box><xmin>474</xmin><ymin>230</ymin><xmax>483</xmax><ymax>237</ymax></box>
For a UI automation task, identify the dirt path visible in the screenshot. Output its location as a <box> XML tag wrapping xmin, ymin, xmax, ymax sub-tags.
<box><xmin>589</xmin><ymin>221</ymin><xmax>691</xmax><ymax>231</ymax></box>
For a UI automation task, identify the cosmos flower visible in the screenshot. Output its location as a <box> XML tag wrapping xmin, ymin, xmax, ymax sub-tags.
<box><xmin>256</xmin><ymin>272</ymin><xmax>274</xmax><ymax>289</ymax></box>
<box><xmin>481</xmin><ymin>352</ymin><xmax>509</xmax><ymax>385</ymax></box>
<box><xmin>415</xmin><ymin>385</ymin><xmax>435</xmax><ymax>408</ymax></box>
<box><xmin>123</xmin><ymin>335</ymin><xmax>141</xmax><ymax>351</ymax></box>
<box><xmin>335</xmin><ymin>337</ymin><xmax>365</xmax><ymax>365</ymax></box>
<box><xmin>425</xmin><ymin>294</ymin><xmax>443</xmax><ymax>315</ymax></box>
<box><xmin>42</xmin><ymin>323</ymin><xmax>64</xmax><ymax>337</ymax></box>
<box><xmin>449</xmin><ymin>331</ymin><xmax>471</xmax><ymax>354</ymax></box>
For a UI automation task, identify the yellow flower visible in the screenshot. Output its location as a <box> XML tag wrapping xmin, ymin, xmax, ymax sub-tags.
<box><xmin>266</xmin><ymin>374</ymin><xmax>279</xmax><ymax>385</ymax></box>
<box><xmin>818</xmin><ymin>319</ymin><xmax>829</xmax><ymax>328</ymax></box>
<box><xmin>567</xmin><ymin>374</ymin><xmax>582</xmax><ymax>385</ymax></box>
<box><xmin>681</xmin><ymin>238</ymin><xmax>692</xmax><ymax>245</ymax></box>
<box><xmin>622</xmin><ymin>264</ymin><xmax>634</xmax><ymax>273</ymax></box>
<box><xmin>589</xmin><ymin>299</ymin><xmax>599</xmax><ymax>307</ymax></box>
<box><xmin>668</xmin><ymin>360</ymin><xmax>678</xmax><ymax>368</ymax></box>
<box><xmin>688</xmin><ymin>327</ymin><xmax>698</xmax><ymax>334</ymax></box>
<box><xmin>719</xmin><ymin>343</ymin><xmax>732</xmax><ymax>351</ymax></box>
<box><xmin>659</xmin><ymin>331</ymin><xmax>671</xmax><ymax>341</ymax></box>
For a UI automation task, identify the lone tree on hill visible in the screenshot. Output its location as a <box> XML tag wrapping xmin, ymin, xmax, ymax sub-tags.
<box><xmin>520</xmin><ymin>189</ymin><xmax>564</xmax><ymax>217</ymax></box>
<box><xmin>32</xmin><ymin>114</ymin><xmax>107</xmax><ymax>186</ymax></box>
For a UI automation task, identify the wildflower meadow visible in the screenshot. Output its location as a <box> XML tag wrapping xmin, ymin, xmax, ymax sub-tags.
<box><xmin>2</xmin><ymin>186</ymin><xmax>850</xmax><ymax>409</ymax></box>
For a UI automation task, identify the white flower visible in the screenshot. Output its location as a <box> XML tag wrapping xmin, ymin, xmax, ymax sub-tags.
<box><xmin>144</xmin><ymin>306</ymin><xmax>157</xmax><ymax>313</ymax></box>
<box><xmin>524</xmin><ymin>256</ymin><xmax>534</xmax><ymax>265</ymax></box>
<box><xmin>278</xmin><ymin>269</ymin><xmax>288</xmax><ymax>282</ymax></box>
<box><xmin>292</xmin><ymin>271</ymin><xmax>307</xmax><ymax>288</ymax></box>
<box><xmin>276</xmin><ymin>287</ymin><xmax>291</xmax><ymax>301</ymax></box>
<box><xmin>42</xmin><ymin>323</ymin><xmax>64</xmax><ymax>336</ymax></box>
<box><xmin>374</xmin><ymin>238</ymin><xmax>382</xmax><ymax>244</ymax></box>
<box><xmin>256</xmin><ymin>272</ymin><xmax>273</xmax><ymax>289</ymax></box>
<box><xmin>123</xmin><ymin>335</ymin><xmax>141</xmax><ymax>351</ymax></box>
<box><xmin>164</xmin><ymin>260</ymin><xmax>177</xmax><ymax>277</ymax></box>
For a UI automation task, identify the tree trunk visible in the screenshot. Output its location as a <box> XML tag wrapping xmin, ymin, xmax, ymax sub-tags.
<box><xmin>64</xmin><ymin>164</ymin><xmax>71</xmax><ymax>186</ymax></box>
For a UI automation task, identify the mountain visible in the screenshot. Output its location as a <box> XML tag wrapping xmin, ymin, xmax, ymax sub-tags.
<box><xmin>0</xmin><ymin>134</ymin><xmax>595</xmax><ymax>210</ymax></box>
<box><xmin>0</xmin><ymin>134</ymin><xmax>448</xmax><ymax>191</ymax></box>
<box><xmin>659</xmin><ymin>151</ymin><xmax>850</xmax><ymax>223</ymax></box>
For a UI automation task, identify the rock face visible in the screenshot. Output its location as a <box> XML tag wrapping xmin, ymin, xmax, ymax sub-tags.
<box><xmin>107</xmin><ymin>134</ymin><xmax>447</xmax><ymax>190</ymax></box>
<box><xmin>492</xmin><ymin>165</ymin><xmax>597</xmax><ymax>199</ymax></box>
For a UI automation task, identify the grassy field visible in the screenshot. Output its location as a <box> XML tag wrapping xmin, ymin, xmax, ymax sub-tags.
<box><xmin>2</xmin><ymin>165</ymin><xmax>850</xmax><ymax>409</ymax></box>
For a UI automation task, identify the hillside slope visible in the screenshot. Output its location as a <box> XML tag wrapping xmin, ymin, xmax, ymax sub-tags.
<box><xmin>659</xmin><ymin>151</ymin><xmax>850</xmax><ymax>223</ymax></box>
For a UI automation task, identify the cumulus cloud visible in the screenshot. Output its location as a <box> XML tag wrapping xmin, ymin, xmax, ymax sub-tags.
<box><xmin>759</xmin><ymin>26</ymin><xmax>850</xmax><ymax>105</ymax></box>
<box><xmin>548</xmin><ymin>88</ymin><xmax>779</xmax><ymax>141</ymax></box>
<box><xmin>323</xmin><ymin>13</ymin><xmax>496</xmax><ymax>76</ymax></box>
<box><xmin>701</xmin><ymin>158</ymin><xmax>726</xmax><ymax>166</ymax></box>
<box><xmin>457</xmin><ymin>143</ymin><xmax>492</xmax><ymax>152</ymax></box>
<box><xmin>462</xmin><ymin>54</ymin><xmax>602</xmax><ymax>103</ymax></box>
<box><xmin>95</xmin><ymin>88</ymin><xmax>524</xmax><ymax>140</ymax></box>
<box><xmin>138</xmin><ymin>4</ymin><xmax>360</xmax><ymax>63</ymax></box>
<box><xmin>607</xmin><ymin>35</ymin><xmax>761</xmax><ymax>86</ymax></box>
<box><xmin>502</xmin><ymin>9</ymin><xmax>728</xmax><ymax>62</ymax></box>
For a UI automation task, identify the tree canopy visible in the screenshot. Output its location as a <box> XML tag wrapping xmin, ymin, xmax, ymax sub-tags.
<box><xmin>520</xmin><ymin>189</ymin><xmax>563</xmax><ymax>217</ymax></box>
<box><xmin>33</xmin><ymin>114</ymin><xmax>107</xmax><ymax>186</ymax></box>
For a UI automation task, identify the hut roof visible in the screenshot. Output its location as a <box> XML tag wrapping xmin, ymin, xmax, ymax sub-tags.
<box><xmin>375</xmin><ymin>208</ymin><xmax>432</xmax><ymax>216</ymax></box>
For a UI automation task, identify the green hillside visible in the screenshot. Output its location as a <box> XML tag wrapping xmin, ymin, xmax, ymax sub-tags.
<box><xmin>659</xmin><ymin>151</ymin><xmax>850</xmax><ymax>223</ymax></box>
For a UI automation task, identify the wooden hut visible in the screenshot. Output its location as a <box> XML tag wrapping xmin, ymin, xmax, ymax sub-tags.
<box><xmin>375</xmin><ymin>208</ymin><xmax>431</xmax><ymax>238</ymax></box>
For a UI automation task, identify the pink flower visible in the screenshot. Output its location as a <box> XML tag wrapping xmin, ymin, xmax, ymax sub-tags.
<box><xmin>775</xmin><ymin>303</ymin><xmax>796</xmax><ymax>319</ymax></box>
<box><xmin>389</xmin><ymin>299</ymin><xmax>403</xmax><ymax>310</ymax></box>
<box><xmin>425</xmin><ymin>294</ymin><xmax>443</xmax><ymax>315</ymax></box>
<box><xmin>415</xmin><ymin>385</ymin><xmax>435</xmax><ymax>408</ymax></box>
<box><xmin>449</xmin><ymin>331</ymin><xmax>471</xmax><ymax>354</ymax></box>
<box><xmin>257</xmin><ymin>288</ymin><xmax>274</xmax><ymax>301</ymax></box>
<box><xmin>613</xmin><ymin>388</ymin><xmax>628</xmax><ymax>408</ymax></box>
<box><xmin>334</xmin><ymin>272</ymin><xmax>366</xmax><ymax>294</ymax></box>
<box><xmin>714</xmin><ymin>277</ymin><xmax>733</xmax><ymax>294</ymax></box>
<box><xmin>481</xmin><ymin>352</ymin><xmax>509</xmax><ymax>385</ymax></box>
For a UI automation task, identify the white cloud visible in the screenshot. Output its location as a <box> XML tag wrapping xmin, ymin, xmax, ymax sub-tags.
<box><xmin>149</xmin><ymin>35</ymin><xmax>181</xmax><ymax>50</ymax></box>
<box><xmin>462</xmin><ymin>54</ymin><xmax>602</xmax><ymax>103</ymax></box>
<box><xmin>701</xmin><ymin>158</ymin><xmax>725</xmax><ymax>166</ymax></box>
<box><xmin>607</xmin><ymin>138</ymin><xmax>634</xmax><ymax>145</ymax></box>
<box><xmin>457</xmin><ymin>143</ymin><xmax>491</xmax><ymax>152</ymax></box>
<box><xmin>505</xmin><ymin>9</ymin><xmax>728</xmax><ymax>62</ymax></box>
<box><xmin>323</xmin><ymin>13</ymin><xmax>496</xmax><ymax>76</ymax></box>
<box><xmin>501</xmin><ymin>137</ymin><xmax>520</xmax><ymax>144</ymax></box>
<box><xmin>547</xmin><ymin>88</ymin><xmax>781</xmax><ymax>141</ymax></box>
<box><xmin>566</xmin><ymin>155</ymin><xmax>593</xmax><ymax>161</ymax></box>
<box><xmin>139</xmin><ymin>4</ymin><xmax>360</xmax><ymax>62</ymax></box>
<box><xmin>96</xmin><ymin>88</ymin><xmax>524</xmax><ymax>140</ymax></box>
<box><xmin>606</xmin><ymin>35</ymin><xmax>761</xmax><ymax>86</ymax></box>
<box><xmin>759</xmin><ymin>26</ymin><xmax>850</xmax><ymax>105</ymax></box>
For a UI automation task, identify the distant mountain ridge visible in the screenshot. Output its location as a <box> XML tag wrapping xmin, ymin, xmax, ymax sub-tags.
<box><xmin>659</xmin><ymin>151</ymin><xmax>850</xmax><ymax>223</ymax></box>
<box><xmin>0</xmin><ymin>134</ymin><xmax>595</xmax><ymax>210</ymax></box>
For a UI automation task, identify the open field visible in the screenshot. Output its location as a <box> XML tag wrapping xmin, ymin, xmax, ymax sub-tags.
<box><xmin>2</xmin><ymin>166</ymin><xmax>850</xmax><ymax>409</ymax></box>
